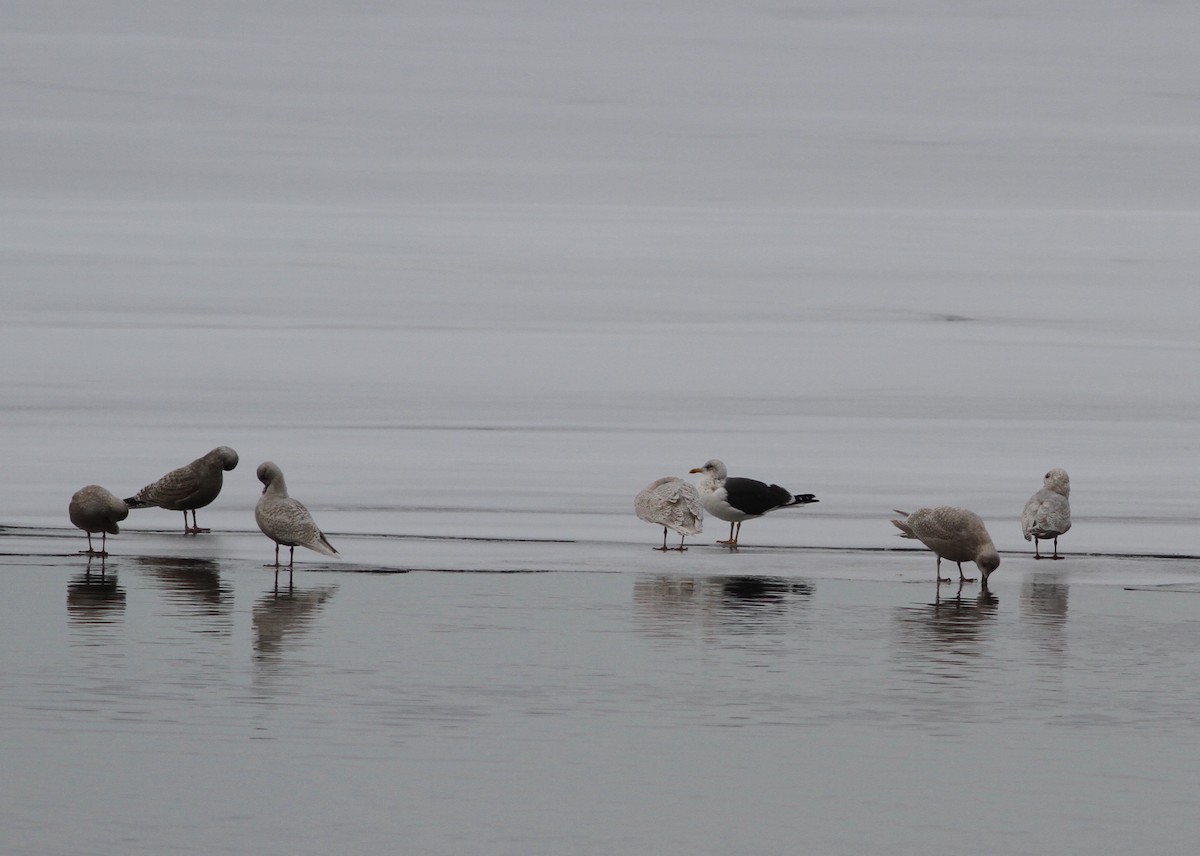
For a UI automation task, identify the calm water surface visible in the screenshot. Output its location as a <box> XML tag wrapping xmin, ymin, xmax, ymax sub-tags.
<box><xmin>3</xmin><ymin>543</ymin><xmax>1198</xmax><ymax>856</ymax></box>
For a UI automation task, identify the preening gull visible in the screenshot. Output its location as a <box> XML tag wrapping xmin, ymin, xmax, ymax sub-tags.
<box><xmin>125</xmin><ymin>446</ymin><xmax>239</xmax><ymax>534</ymax></box>
<box><xmin>891</xmin><ymin>506</ymin><xmax>1000</xmax><ymax>585</ymax></box>
<box><xmin>1021</xmin><ymin>468</ymin><xmax>1071</xmax><ymax>559</ymax></box>
<box><xmin>255</xmin><ymin>461</ymin><xmax>338</xmax><ymax>579</ymax></box>
<box><xmin>69</xmin><ymin>484</ymin><xmax>129</xmax><ymax>557</ymax></box>
<box><xmin>635</xmin><ymin>476</ymin><xmax>704</xmax><ymax>551</ymax></box>
<box><xmin>688</xmin><ymin>459</ymin><xmax>818</xmax><ymax>547</ymax></box>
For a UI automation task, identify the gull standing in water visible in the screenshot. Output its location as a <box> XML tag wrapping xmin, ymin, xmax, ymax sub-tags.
<box><xmin>635</xmin><ymin>476</ymin><xmax>704</xmax><ymax>551</ymax></box>
<box><xmin>69</xmin><ymin>485</ymin><xmax>129</xmax><ymax>557</ymax></box>
<box><xmin>689</xmin><ymin>459</ymin><xmax>818</xmax><ymax>547</ymax></box>
<box><xmin>1021</xmin><ymin>468</ymin><xmax>1071</xmax><ymax>559</ymax></box>
<box><xmin>891</xmin><ymin>506</ymin><xmax>1000</xmax><ymax>585</ymax></box>
<box><xmin>125</xmin><ymin>446</ymin><xmax>239</xmax><ymax>534</ymax></box>
<box><xmin>255</xmin><ymin>461</ymin><xmax>338</xmax><ymax>581</ymax></box>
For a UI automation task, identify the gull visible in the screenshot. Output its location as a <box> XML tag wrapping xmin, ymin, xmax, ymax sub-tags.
<box><xmin>635</xmin><ymin>476</ymin><xmax>704</xmax><ymax>551</ymax></box>
<box><xmin>1021</xmin><ymin>468</ymin><xmax>1071</xmax><ymax>559</ymax></box>
<box><xmin>891</xmin><ymin>506</ymin><xmax>1000</xmax><ymax>585</ymax></box>
<box><xmin>125</xmin><ymin>446</ymin><xmax>239</xmax><ymax>534</ymax></box>
<box><xmin>69</xmin><ymin>485</ymin><xmax>129</xmax><ymax>557</ymax></box>
<box><xmin>688</xmin><ymin>459</ymin><xmax>818</xmax><ymax>547</ymax></box>
<box><xmin>255</xmin><ymin>461</ymin><xmax>338</xmax><ymax>581</ymax></box>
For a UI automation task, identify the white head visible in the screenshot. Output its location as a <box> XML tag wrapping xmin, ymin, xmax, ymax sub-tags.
<box><xmin>688</xmin><ymin>459</ymin><xmax>728</xmax><ymax>481</ymax></box>
<box><xmin>1043</xmin><ymin>468</ymin><xmax>1070</xmax><ymax>497</ymax></box>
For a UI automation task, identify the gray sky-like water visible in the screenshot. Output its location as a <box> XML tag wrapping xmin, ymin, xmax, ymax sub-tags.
<box><xmin>4</xmin><ymin>553</ymin><xmax>1200</xmax><ymax>856</ymax></box>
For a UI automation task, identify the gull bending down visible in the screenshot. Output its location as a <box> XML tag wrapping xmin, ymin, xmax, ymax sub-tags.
<box><xmin>891</xmin><ymin>506</ymin><xmax>1000</xmax><ymax>585</ymax></box>
<box><xmin>125</xmin><ymin>446</ymin><xmax>239</xmax><ymax>534</ymax></box>
<box><xmin>69</xmin><ymin>485</ymin><xmax>129</xmax><ymax>557</ymax></box>
<box><xmin>635</xmin><ymin>476</ymin><xmax>704</xmax><ymax>551</ymax></box>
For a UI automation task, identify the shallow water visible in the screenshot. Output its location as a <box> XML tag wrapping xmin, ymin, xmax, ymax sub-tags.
<box><xmin>3</xmin><ymin>539</ymin><xmax>1200</xmax><ymax>856</ymax></box>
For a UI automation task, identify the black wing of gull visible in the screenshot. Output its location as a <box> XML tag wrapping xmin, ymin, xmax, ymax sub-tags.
<box><xmin>724</xmin><ymin>477</ymin><xmax>817</xmax><ymax>516</ymax></box>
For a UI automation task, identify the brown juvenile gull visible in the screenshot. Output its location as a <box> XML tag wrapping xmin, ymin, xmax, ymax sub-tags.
<box><xmin>69</xmin><ymin>484</ymin><xmax>129</xmax><ymax>557</ymax></box>
<box><xmin>125</xmin><ymin>446</ymin><xmax>239</xmax><ymax>534</ymax></box>
<box><xmin>255</xmin><ymin>461</ymin><xmax>338</xmax><ymax>579</ymax></box>
<box><xmin>688</xmin><ymin>459</ymin><xmax>818</xmax><ymax>547</ymax></box>
<box><xmin>635</xmin><ymin>476</ymin><xmax>704</xmax><ymax>551</ymax></box>
<box><xmin>1021</xmin><ymin>468</ymin><xmax>1071</xmax><ymax>560</ymax></box>
<box><xmin>891</xmin><ymin>506</ymin><xmax>1000</xmax><ymax>585</ymax></box>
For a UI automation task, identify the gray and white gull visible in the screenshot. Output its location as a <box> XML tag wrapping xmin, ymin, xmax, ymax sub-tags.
<box><xmin>1021</xmin><ymin>468</ymin><xmax>1071</xmax><ymax>559</ymax></box>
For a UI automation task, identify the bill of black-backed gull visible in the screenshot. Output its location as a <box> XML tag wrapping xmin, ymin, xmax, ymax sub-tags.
<box><xmin>688</xmin><ymin>459</ymin><xmax>817</xmax><ymax>547</ymax></box>
<box><xmin>891</xmin><ymin>506</ymin><xmax>1000</xmax><ymax>584</ymax></box>
<box><xmin>635</xmin><ymin>476</ymin><xmax>704</xmax><ymax>551</ymax></box>
<box><xmin>1021</xmin><ymin>468</ymin><xmax>1071</xmax><ymax>559</ymax></box>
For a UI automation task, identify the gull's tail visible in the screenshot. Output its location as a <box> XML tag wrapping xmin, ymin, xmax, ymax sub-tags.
<box><xmin>891</xmin><ymin>510</ymin><xmax>916</xmax><ymax>538</ymax></box>
<box><xmin>310</xmin><ymin>532</ymin><xmax>339</xmax><ymax>557</ymax></box>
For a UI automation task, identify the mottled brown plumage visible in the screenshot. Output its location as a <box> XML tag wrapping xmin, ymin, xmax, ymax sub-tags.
<box><xmin>255</xmin><ymin>461</ymin><xmax>338</xmax><ymax>580</ymax></box>
<box><xmin>892</xmin><ymin>506</ymin><xmax>1000</xmax><ymax>584</ymax></box>
<box><xmin>69</xmin><ymin>484</ymin><xmax>129</xmax><ymax>557</ymax></box>
<box><xmin>125</xmin><ymin>446</ymin><xmax>239</xmax><ymax>534</ymax></box>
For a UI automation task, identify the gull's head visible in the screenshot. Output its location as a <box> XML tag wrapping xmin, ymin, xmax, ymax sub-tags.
<box><xmin>1043</xmin><ymin>468</ymin><xmax>1070</xmax><ymax>497</ymax></box>
<box><xmin>688</xmin><ymin>459</ymin><xmax>727</xmax><ymax>481</ymax></box>
<box><xmin>213</xmin><ymin>446</ymin><xmax>240</xmax><ymax>471</ymax></box>
<box><xmin>256</xmin><ymin>461</ymin><xmax>284</xmax><ymax>494</ymax></box>
<box><xmin>977</xmin><ymin>547</ymin><xmax>1001</xmax><ymax>582</ymax></box>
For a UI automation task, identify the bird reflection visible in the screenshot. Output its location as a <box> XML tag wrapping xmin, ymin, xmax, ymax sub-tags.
<box><xmin>253</xmin><ymin>584</ymin><xmax>338</xmax><ymax>662</ymax></box>
<box><xmin>887</xmin><ymin>584</ymin><xmax>1004</xmax><ymax>728</ymax></box>
<box><xmin>892</xmin><ymin>583</ymin><xmax>1000</xmax><ymax>675</ymax></box>
<box><xmin>633</xmin><ymin>575</ymin><xmax>813</xmax><ymax>639</ymax></box>
<box><xmin>1021</xmin><ymin>575</ymin><xmax>1069</xmax><ymax>667</ymax></box>
<box><xmin>133</xmin><ymin>555</ymin><xmax>232</xmax><ymax>621</ymax></box>
<box><xmin>67</xmin><ymin>562</ymin><xmax>126</xmax><ymax>625</ymax></box>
